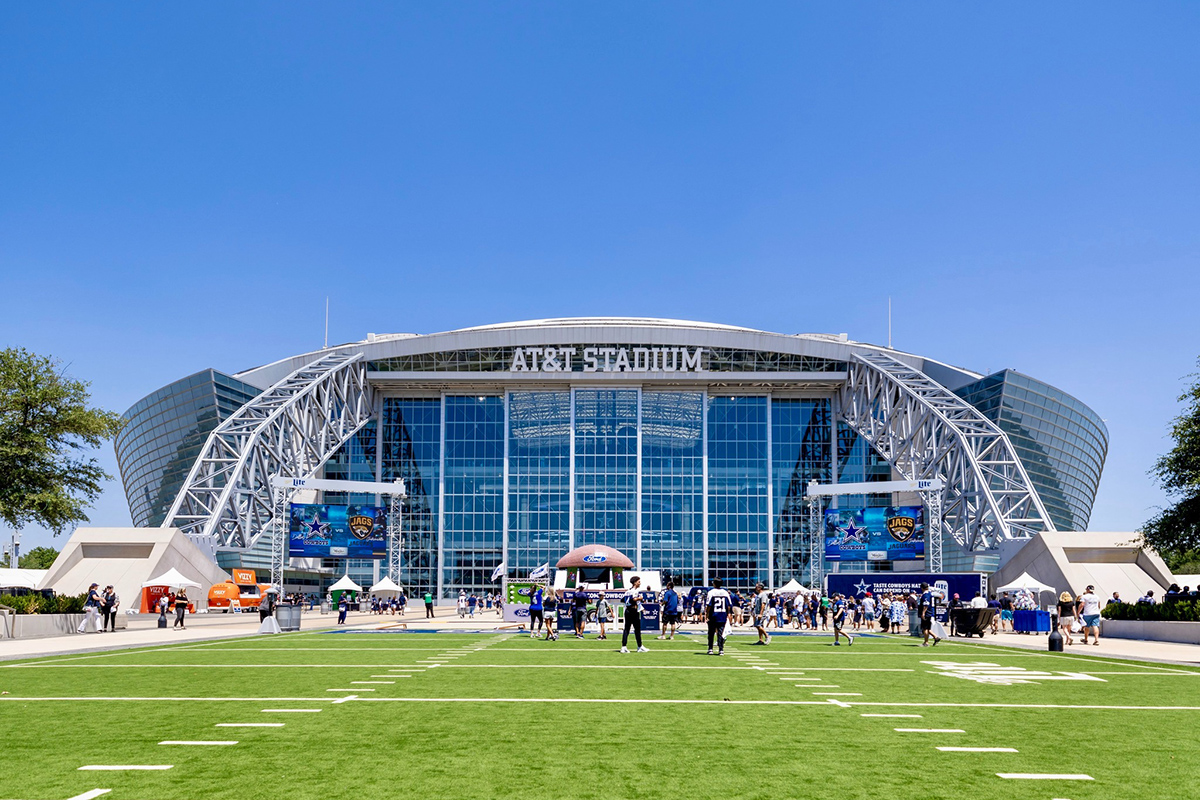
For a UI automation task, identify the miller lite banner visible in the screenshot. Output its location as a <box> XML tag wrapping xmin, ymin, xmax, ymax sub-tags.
<box><xmin>824</xmin><ymin>506</ymin><xmax>925</xmax><ymax>562</ymax></box>
<box><xmin>288</xmin><ymin>503</ymin><xmax>387</xmax><ymax>558</ymax></box>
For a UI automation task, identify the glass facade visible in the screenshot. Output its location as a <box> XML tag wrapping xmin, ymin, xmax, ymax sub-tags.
<box><xmin>380</xmin><ymin>399</ymin><xmax>441</xmax><ymax>597</ymax></box>
<box><xmin>115</xmin><ymin>370</ymin><xmax>260</xmax><ymax>528</ymax></box>
<box><xmin>956</xmin><ymin>370</ymin><xmax>1108</xmax><ymax>532</ymax></box>
<box><xmin>507</xmin><ymin>392</ymin><xmax>571</xmax><ymax>578</ymax></box>
<box><xmin>641</xmin><ymin>392</ymin><xmax>705</xmax><ymax>586</ymax></box>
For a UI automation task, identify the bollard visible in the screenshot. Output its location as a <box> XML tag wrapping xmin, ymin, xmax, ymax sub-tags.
<box><xmin>1048</xmin><ymin>613</ymin><xmax>1063</xmax><ymax>652</ymax></box>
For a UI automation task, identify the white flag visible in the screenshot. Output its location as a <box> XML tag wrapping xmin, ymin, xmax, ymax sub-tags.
<box><xmin>529</xmin><ymin>562</ymin><xmax>549</xmax><ymax>580</ymax></box>
<box><xmin>490</xmin><ymin>563</ymin><xmax>506</xmax><ymax>582</ymax></box>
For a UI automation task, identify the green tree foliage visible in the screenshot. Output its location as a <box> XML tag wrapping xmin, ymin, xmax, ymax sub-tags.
<box><xmin>17</xmin><ymin>545</ymin><xmax>60</xmax><ymax>570</ymax></box>
<box><xmin>0</xmin><ymin>348</ymin><xmax>123</xmax><ymax>534</ymax></box>
<box><xmin>1143</xmin><ymin>360</ymin><xmax>1200</xmax><ymax>556</ymax></box>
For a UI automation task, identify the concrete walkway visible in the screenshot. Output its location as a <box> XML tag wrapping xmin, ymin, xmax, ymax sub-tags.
<box><xmin>5</xmin><ymin>608</ymin><xmax>1200</xmax><ymax>667</ymax></box>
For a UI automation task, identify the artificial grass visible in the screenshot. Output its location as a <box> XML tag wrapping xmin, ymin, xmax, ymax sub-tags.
<box><xmin>1</xmin><ymin>630</ymin><xmax>1197</xmax><ymax>800</ymax></box>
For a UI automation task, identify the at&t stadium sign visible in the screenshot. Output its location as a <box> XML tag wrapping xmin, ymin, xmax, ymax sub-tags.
<box><xmin>509</xmin><ymin>346</ymin><xmax>704</xmax><ymax>373</ymax></box>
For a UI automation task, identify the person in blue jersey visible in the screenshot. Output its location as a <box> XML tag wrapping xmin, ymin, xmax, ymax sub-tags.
<box><xmin>831</xmin><ymin>593</ymin><xmax>854</xmax><ymax>646</ymax></box>
<box><xmin>528</xmin><ymin>585</ymin><xmax>545</xmax><ymax>639</ymax></box>
<box><xmin>706</xmin><ymin>578</ymin><xmax>732</xmax><ymax>655</ymax></box>
<box><xmin>657</xmin><ymin>582</ymin><xmax>681</xmax><ymax>640</ymax></box>
<box><xmin>919</xmin><ymin>583</ymin><xmax>941</xmax><ymax>647</ymax></box>
<box><xmin>619</xmin><ymin>576</ymin><xmax>649</xmax><ymax>653</ymax></box>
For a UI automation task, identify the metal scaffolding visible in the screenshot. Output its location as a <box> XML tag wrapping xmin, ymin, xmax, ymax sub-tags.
<box><xmin>838</xmin><ymin>352</ymin><xmax>1054</xmax><ymax>552</ymax></box>
<box><xmin>163</xmin><ymin>352</ymin><xmax>375</xmax><ymax>550</ymax></box>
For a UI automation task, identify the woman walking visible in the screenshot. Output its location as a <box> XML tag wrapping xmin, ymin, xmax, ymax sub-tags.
<box><xmin>596</xmin><ymin>592</ymin><xmax>611</xmax><ymax>640</ymax></box>
<box><xmin>620</xmin><ymin>576</ymin><xmax>649</xmax><ymax>653</ymax></box>
<box><xmin>173</xmin><ymin>588</ymin><xmax>189</xmax><ymax>629</ymax></box>
<box><xmin>1057</xmin><ymin>591</ymin><xmax>1076</xmax><ymax>645</ymax></box>
<box><xmin>101</xmin><ymin>586</ymin><xmax>119</xmax><ymax>632</ymax></box>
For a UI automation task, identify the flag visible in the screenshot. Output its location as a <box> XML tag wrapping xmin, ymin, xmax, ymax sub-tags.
<box><xmin>529</xmin><ymin>562</ymin><xmax>549</xmax><ymax>580</ymax></box>
<box><xmin>490</xmin><ymin>563</ymin><xmax>506</xmax><ymax>582</ymax></box>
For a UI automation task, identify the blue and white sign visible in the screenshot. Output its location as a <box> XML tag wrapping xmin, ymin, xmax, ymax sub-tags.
<box><xmin>827</xmin><ymin>573</ymin><xmax>984</xmax><ymax>606</ymax></box>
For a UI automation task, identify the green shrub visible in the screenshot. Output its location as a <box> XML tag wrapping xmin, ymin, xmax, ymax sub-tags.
<box><xmin>1102</xmin><ymin>599</ymin><xmax>1200</xmax><ymax>622</ymax></box>
<box><xmin>0</xmin><ymin>592</ymin><xmax>87</xmax><ymax>614</ymax></box>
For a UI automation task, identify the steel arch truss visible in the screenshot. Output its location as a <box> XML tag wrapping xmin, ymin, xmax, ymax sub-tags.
<box><xmin>838</xmin><ymin>352</ymin><xmax>1054</xmax><ymax>551</ymax></box>
<box><xmin>163</xmin><ymin>352</ymin><xmax>375</xmax><ymax>549</ymax></box>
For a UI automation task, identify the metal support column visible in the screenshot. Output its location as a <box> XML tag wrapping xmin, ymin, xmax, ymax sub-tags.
<box><xmin>388</xmin><ymin>492</ymin><xmax>404</xmax><ymax>583</ymax></box>
<box><xmin>924</xmin><ymin>488</ymin><xmax>943</xmax><ymax>574</ymax></box>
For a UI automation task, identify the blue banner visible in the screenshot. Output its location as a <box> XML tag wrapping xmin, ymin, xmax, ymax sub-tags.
<box><xmin>826</xmin><ymin>573</ymin><xmax>984</xmax><ymax>605</ymax></box>
<box><xmin>824</xmin><ymin>506</ymin><xmax>925</xmax><ymax>562</ymax></box>
<box><xmin>288</xmin><ymin>503</ymin><xmax>387</xmax><ymax>558</ymax></box>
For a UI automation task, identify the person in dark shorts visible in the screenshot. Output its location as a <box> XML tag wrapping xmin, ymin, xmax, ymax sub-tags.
<box><xmin>705</xmin><ymin>578</ymin><xmax>731</xmax><ymax>655</ymax></box>
<box><xmin>919</xmin><ymin>583</ymin><xmax>941</xmax><ymax>647</ymax></box>
<box><xmin>572</xmin><ymin>589</ymin><xmax>588</xmax><ymax>638</ymax></box>
<box><xmin>658</xmin><ymin>582</ymin><xmax>680</xmax><ymax>640</ymax></box>
<box><xmin>832</xmin><ymin>593</ymin><xmax>854</xmax><ymax>646</ymax></box>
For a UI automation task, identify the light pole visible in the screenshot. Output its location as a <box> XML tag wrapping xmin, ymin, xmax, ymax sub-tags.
<box><xmin>11</xmin><ymin>532</ymin><xmax>20</xmax><ymax>568</ymax></box>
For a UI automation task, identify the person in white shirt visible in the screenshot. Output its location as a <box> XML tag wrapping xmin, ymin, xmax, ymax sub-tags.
<box><xmin>619</xmin><ymin>577</ymin><xmax>649</xmax><ymax>653</ymax></box>
<box><xmin>968</xmin><ymin>592</ymin><xmax>987</xmax><ymax>609</ymax></box>
<box><xmin>861</xmin><ymin>593</ymin><xmax>876</xmax><ymax>632</ymax></box>
<box><xmin>1076</xmin><ymin>585</ymin><xmax>1103</xmax><ymax>646</ymax></box>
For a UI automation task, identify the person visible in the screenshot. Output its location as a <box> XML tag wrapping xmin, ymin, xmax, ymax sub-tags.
<box><xmin>831</xmin><ymin>593</ymin><xmax>855</xmax><ymax>646</ymax></box>
<box><xmin>705</xmin><ymin>578</ymin><xmax>732</xmax><ymax>655</ymax></box>
<box><xmin>468</xmin><ymin>593</ymin><xmax>477</xmax><ymax>618</ymax></box>
<box><xmin>658</xmin><ymin>582</ymin><xmax>680</xmax><ymax>640</ymax></box>
<box><xmin>398</xmin><ymin>592</ymin><xmax>407</xmax><ymax>616</ymax></box>
<box><xmin>1057</xmin><ymin>591</ymin><xmax>1076</xmax><ymax>645</ymax></box>
<box><xmin>424</xmin><ymin>590</ymin><xmax>434</xmax><ymax>619</ymax></box>
<box><xmin>919</xmin><ymin>583</ymin><xmax>940</xmax><ymax>647</ymax></box>
<box><xmin>998</xmin><ymin>592</ymin><xmax>1015</xmax><ymax>633</ymax></box>
<box><xmin>528</xmin><ymin>585</ymin><xmax>545</xmax><ymax>639</ymax></box>
<box><xmin>596</xmin><ymin>592</ymin><xmax>611</xmax><ymax>640</ymax></box>
<box><xmin>752</xmin><ymin>584</ymin><xmax>770</xmax><ymax>645</ymax></box>
<box><xmin>1138</xmin><ymin>590</ymin><xmax>1157</xmax><ymax>605</ymax></box>
<box><xmin>987</xmin><ymin>593</ymin><xmax>1002</xmax><ymax>634</ymax></box>
<box><xmin>620</xmin><ymin>576</ymin><xmax>649</xmax><ymax>653</ymax></box>
<box><xmin>100</xmin><ymin>585</ymin><xmax>118</xmax><ymax>632</ymax></box>
<box><xmin>1106</xmin><ymin>591</ymin><xmax>1123</xmax><ymax>607</ymax></box>
<box><xmin>1077</xmin><ymin>585</ymin><xmax>1102</xmax><ymax>646</ymax></box>
<box><xmin>571</xmin><ymin>589</ymin><xmax>588</xmax><ymax>638</ymax></box>
<box><xmin>542</xmin><ymin>589</ymin><xmax>559</xmax><ymax>641</ymax></box>
<box><xmin>818</xmin><ymin>594</ymin><xmax>830</xmax><ymax>631</ymax></box>
<box><xmin>457</xmin><ymin>591</ymin><xmax>467</xmax><ymax>619</ymax></box>
<box><xmin>77</xmin><ymin>583</ymin><xmax>102</xmax><ymax>633</ymax></box>
<box><xmin>888</xmin><ymin>594</ymin><xmax>907</xmax><ymax>635</ymax></box>
<box><xmin>337</xmin><ymin>593</ymin><xmax>349</xmax><ymax>624</ymax></box>
<box><xmin>174</xmin><ymin>588</ymin><xmax>189</xmax><ymax>629</ymax></box>
<box><xmin>946</xmin><ymin>593</ymin><xmax>962</xmax><ymax>636</ymax></box>
<box><xmin>861</xmin><ymin>592</ymin><xmax>876</xmax><ymax>632</ymax></box>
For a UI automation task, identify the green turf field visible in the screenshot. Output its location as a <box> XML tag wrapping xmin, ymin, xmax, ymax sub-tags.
<box><xmin>2</xmin><ymin>629</ymin><xmax>1198</xmax><ymax>800</ymax></box>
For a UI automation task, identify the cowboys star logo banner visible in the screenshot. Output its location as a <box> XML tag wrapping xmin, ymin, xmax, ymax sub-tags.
<box><xmin>823</xmin><ymin>506</ymin><xmax>925</xmax><ymax>562</ymax></box>
<box><xmin>288</xmin><ymin>503</ymin><xmax>387</xmax><ymax>558</ymax></box>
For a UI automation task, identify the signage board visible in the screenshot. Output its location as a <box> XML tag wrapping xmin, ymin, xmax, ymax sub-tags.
<box><xmin>288</xmin><ymin>503</ymin><xmax>387</xmax><ymax>558</ymax></box>
<box><xmin>824</xmin><ymin>506</ymin><xmax>925</xmax><ymax>562</ymax></box>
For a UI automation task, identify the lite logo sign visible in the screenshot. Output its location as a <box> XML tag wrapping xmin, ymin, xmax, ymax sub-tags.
<box><xmin>509</xmin><ymin>346</ymin><xmax>704</xmax><ymax>373</ymax></box>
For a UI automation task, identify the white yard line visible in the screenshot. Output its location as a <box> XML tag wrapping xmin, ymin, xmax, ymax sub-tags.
<box><xmin>67</xmin><ymin>790</ymin><xmax>112</xmax><ymax>799</ymax></box>
<box><xmin>861</xmin><ymin>713</ymin><xmax>922</xmax><ymax>718</ymax></box>
<box><xmin>937</xmin><ymin>747</ymin><xmax>1018</xmax><ymax>752</ymax></box>
<box><xmin>812</xmin><ymin>692</ymin><xmax>861</xmax><ymax>696</ymax></box>
<box><xmin>262</xmin><ymin>709</ymin><xmax>321</xmax><ymax>713</ymax></box>
<box><xmin>996</xmin><ymin>773</ymin><xmax>1093</xmax><ymax>780</ymax></box>
<box><xmin>351</xmin><ymin>681</ymin><xmax>395</xmax><ymax>684</ymax></box>
<box><xmin>78</xmin><ymin>766</ymin><xmax>172</xmax><ymax>771</ymax></box>
<box><xmin>159</xmin><ymin>740</ymin><xmax>238</xmax><ymax>746</ymax></box>
<box><xmin>216</xmin><ymin>723</ymin><xmax>284</xmax><ymax>727</ymax></box>
<box><xmin>894</xmin><ymin>728</ymin><xmax>964</xmax><ymax>733</ymax></box>
<box><xmin>331</xmin><ymin>694</ymin><xmax>358</xmax><ymax>704</ymax></box>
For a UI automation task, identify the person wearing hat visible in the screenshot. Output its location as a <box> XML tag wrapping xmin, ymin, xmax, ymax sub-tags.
<box><xmin>1076</xmin><ymin>585</ymin><xmax>1102</xmax><ymax>646</ymax></box>
<box><xmin>1057</xmin><ymin>591</ymin><xmax>1076</xmax><ymax>645</ymax></box>
<box><xmin>77</xmin><ymin>583</ymin><xmax>102</xmax><ymax>633</ymax></box>
<box><xmin>946</xmin><ymin>592</ymin><xmax>962</xmax><ymax>636</ymax></box>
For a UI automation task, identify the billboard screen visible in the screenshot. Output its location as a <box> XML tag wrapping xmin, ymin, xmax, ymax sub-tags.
<box><xmin>288</xmin><ymin>503</ymin><xmax>387</xmax><ymax>558</ymax></box>
<box><xmin>824</xmin><ymin>506</ymin><xmax>925</xmax><ymax>562</ymax></box>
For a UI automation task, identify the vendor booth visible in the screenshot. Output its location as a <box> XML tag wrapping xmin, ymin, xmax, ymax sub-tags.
<box><xmin>996</xmin><ymin>572</ymin><xmax>1056</xmax><ymax>633</ymax></box>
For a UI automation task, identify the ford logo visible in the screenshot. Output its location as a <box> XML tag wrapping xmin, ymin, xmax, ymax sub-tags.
<box><xmin>582</xmin><ymin>554</ymin><xmax>607</xmax><ymax>563</ymax></box>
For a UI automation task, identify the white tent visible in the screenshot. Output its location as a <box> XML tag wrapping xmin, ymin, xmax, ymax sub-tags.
<box><xmin>995</xmin><ymin>572</ymin><xmax>1056</xmax><ymax>595</ymax></box>
<box><xmin>778</xmin><ymin>578</ymin><xmax>805</xmax><ymax>594</ymax></box>
<box><xmin>369</xmin><ymin>576</ymin><xmax>404</xmax><ymax>595</ymax></box>
<box><xmin>329</xmin><ymin>574</ymin><xmax>363</xmax><ymax>593</ymax></box>
<box><xmin>142</xmin><ymin>567</ymin><xmax>202</xmax><ymax>589</ymax></box>
<box><xmin>0</xmin><ymin>568</ymin><xmax>49</xmax><ymax>589</ymax></box>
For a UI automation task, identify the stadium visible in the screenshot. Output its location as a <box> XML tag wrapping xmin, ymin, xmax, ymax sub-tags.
<box><xmin>114</xmin><ymin>318</ymin><xmax>1108</xmax><ymax>600</ymax></box>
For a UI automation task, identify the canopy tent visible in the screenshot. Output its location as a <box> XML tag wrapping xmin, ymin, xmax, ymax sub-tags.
<box><xmin>369</xmin><ymin>576</ymin><xmax>404</xmax><ymax>595</ymax></box>
<box><xmin>142</xmin><ymin>567</ymin><xmax>202</xmax><ymax>589</ymax></box>
<box><xmin>329</xmin><ymin>574</ymin><xmax>363</xmax><ymax>593</ymax></box>
<box><xmin>0</xmin><ymin>568</ymin><xmax>48</xmax><ymax>589</ymax></box>
<box><xmin>778</xmin><ymin>578</ymin><xmax>806</xmax><ymax>594</ymax></box>
<box><xmin>995</xmin><ymin>572</ymin><xmax>1056</xmax><ymax>595</ymax></box>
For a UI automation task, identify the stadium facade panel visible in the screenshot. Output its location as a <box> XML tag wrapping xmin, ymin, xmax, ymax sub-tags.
<box><xmin>115</xmin><ymin>318</ymin><xmax>1108</xmax><ymax>598</ymax></box>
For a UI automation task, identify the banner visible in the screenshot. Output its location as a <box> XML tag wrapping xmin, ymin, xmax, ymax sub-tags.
<box><xmin>288</xmin><ymin>503</ymin><xmax>387</xmax><ymax>558</ymax></box>
<box><xmin>824</xmin><ymin>506</ymin><xmax>925</xmax><ymax>562</ymax></box>
<box><xmin>826</xmin><ymin>573</ymin><xmax>984</xmax><ymax>609</ymax></box>
<box><xmin>503</xmin><ymin>581</ymin><xmax>540</xmax><ymax>622</ymax></box>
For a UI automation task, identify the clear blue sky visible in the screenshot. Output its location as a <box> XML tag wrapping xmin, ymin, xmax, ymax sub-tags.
<box><xmin>2</xmin><ymin>3</ymin><xmax>1198</xmax><ymax>554</ymax></box>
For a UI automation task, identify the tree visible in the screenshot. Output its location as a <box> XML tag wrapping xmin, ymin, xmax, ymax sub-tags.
<box><xmin>0</xmin><ymin>348</ymin><xmax>123</xmax><ymax>534</ymax></box>
<box><xmin>1142</xmin><ymin>359</ymin><xmax>1200</xmax><ymax>557</ymax></box>
<box><xmin>18</xmin><ymin>545</ymin><xmax>60</xmax><ymax>570</ymax></box>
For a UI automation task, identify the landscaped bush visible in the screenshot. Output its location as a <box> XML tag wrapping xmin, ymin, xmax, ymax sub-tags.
<box><xmin>0</xmin><ymin>593</ymin><xmax>87</xmax><ymax>614</ymax></box>
<box><xmin>1102</xmin><ymin>600</ymin><xmax>1200</xmax><ymax>622</ymax></box>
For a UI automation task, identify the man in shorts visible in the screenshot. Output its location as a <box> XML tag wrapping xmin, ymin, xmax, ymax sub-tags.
<box><xmin>861</xmin><ymin>592</ymin><xmax>876</xmax><ymax>632</ymax></box>
<box><xmin>998</xmin><ymin>591</ymin><xmax>1015</xmax><ymax>632</ymax></box>
<box><xmin>657</xmin><ymin>582</ymin><xmax>680</xmax><ymax>640</ymax></box>
<box><xmin>752</xmin><ymin>584</ymin><xmax>771</xmax><ymax>645</ymax></box>
<box><xmin>572</xmin><ymin>589</ymin><xmax>588</xmax><ymax>639</ymax></box>
<box><xmin>831</xmin><ymin>593</ymin><xmax>854</xmax><ymax>646</ymax></box>
<box><xmin>1077</xmin><ymin>584</ymin><xmax>1103</xmax><ymax>645</ymax></box>
<box><xmin>919</xmin><ymin>583</ymin><xmax>941</xmax><ymax>647</ymax></box>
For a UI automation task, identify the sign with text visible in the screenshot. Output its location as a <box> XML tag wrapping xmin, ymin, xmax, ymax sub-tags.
<box><xmin>510</xmin><ymin>346</ymin><xmax>703</xmax><ymax>373</ymax></box>
<box><xmin>824</xmin><ymin>506</ymin><xmax>925</xmax><ymax>562</ymax></box>
<box><xmin>288</xmin><ymin>503</ymin><xmax>387</xmax><ymax>558</ymax></box>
